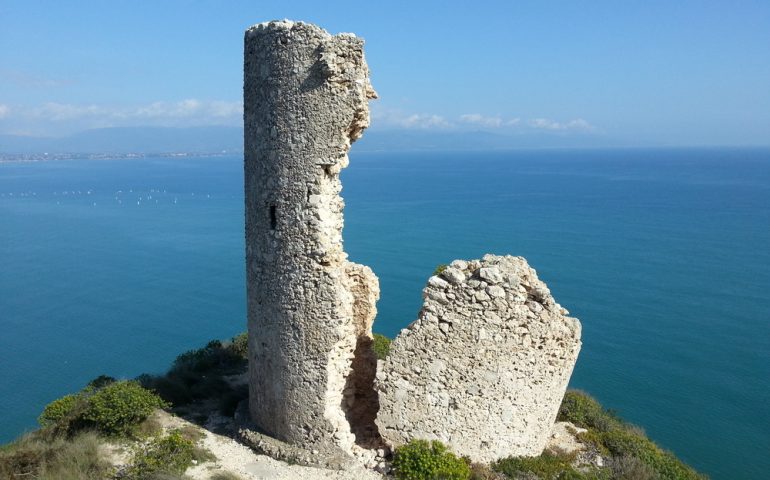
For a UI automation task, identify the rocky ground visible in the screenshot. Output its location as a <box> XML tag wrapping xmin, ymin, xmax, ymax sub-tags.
<box><xmin>102</xmin><ymin>410</ymin><xmax>591</xmax><ymax>480</ymax></box>
<box><xmin>108</xmin><ymin>410</ymin><xmax>385</xmax><ymax>480</ymax></box>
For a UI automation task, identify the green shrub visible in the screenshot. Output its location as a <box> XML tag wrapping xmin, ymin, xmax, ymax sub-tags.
<box><xmin>219</xmin><ymin>384</ymin><xmax>249</xmax><ymax>417</ymax></box>
<box><xmin>557</xmin><ymin>390</ymin><xmax>619</xmax><ymax>433</ymax></box>
<box><xmin>559</xmin><ymin>390</ymin><xmax>705</xmax><ymax>480</ymax></box>
<box><xmin>393</xmin><ymin>439</ymin><xmax>471</xmax><ymax>480</ymax></box>
<box><xmin>86</xmin><ymin>374</ymin><xmax>116</xmax><ymax>390</ymax></box>
<box><xmin>138</xmin><ymin>338</ymin><xmax>247</xmax><ymax>409</ymax></box>
<box><xmin>37</xmin><ymin>379</ymin><xmax>168</xmax><ymax>438</ymax></box>
<box><xmin>171</xmin><ymin>339</ymin><xmax>245</xmax><ymax>375</ymax></box>
<box><xmin>229</xmin><ymin>332</ymin><xmax>248</xmax><ymax>359</ymax></box>
<box><xmin>433</xmin><ymin>264</ymin><xmax>448</xmax><ymax>276</ymax></box>
<box><xmin>607</xmin><ymin>455</ymin><xmax>657</xmax><ymax>480</ymax></box>
<box><xmin>575</xmin><ymin>429</ymin><xmax>609</xmax><ymax>457</ymax></box>
<box><xmin>373</xmin><ymin>333</ymin><xmax>392</xmax><ymax>360</ymax></box>
<box><xmin>80</xmin><ymin>380</ymin><xmax>168</xmax><ymax>436</ymax></box>
<box><xmin>124</xmin><ymin>431</ymin><xmax>196</xmax><ymax>479</ymax></box>
<box><xmin>469</xmin><ymin>462</ymin><xmax>504</xmax><ymax>479</ymax></box>
<box><xmin>38</xmin><ymin>394</ymin><xmax>82</xmax><ymax>428</ymax></box>
<box><xmin>137</xmin><ymin>374</ymin><xmax>193</xmax><ymax>406</ymax></box>
<box><xmin>493</xmin><ymin>451</ymin><xmax>596</xmax><ymax>480</ymax></box>
<box><xmin>598</xmin><ymin>429</ymin><xmax>702</xmax><ymax>480</ymax></box>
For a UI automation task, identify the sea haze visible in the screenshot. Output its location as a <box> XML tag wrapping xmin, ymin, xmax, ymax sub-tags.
<box><xmin>0</xmin><ymin>149</ymin><xmax>768</xmax><ymax>479</ymax></box>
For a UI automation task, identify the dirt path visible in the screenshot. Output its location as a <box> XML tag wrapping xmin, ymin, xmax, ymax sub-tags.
<box><xmin>154</xmin><ymin>411</ymin><xmax>384</xmax><ymax>480</ymax></box>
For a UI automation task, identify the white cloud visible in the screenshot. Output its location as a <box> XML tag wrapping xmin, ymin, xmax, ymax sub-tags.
<box><xmin>28</xmin><ymin>99</ymin><xmax>243</xmax><ymax>123</ymax></box>
<box><xmin>459</xmin><ymin>113</ymin><xmax>503</xmax><ymax>128</ymax></box>
<box><xmin>123</xmin><ymin>99</ymin><xmax>243</xmax><ymax>121</ymax></box>
<box><xmin>371</xmin><ymin>107</ymin><xmax>594</xmax><ymax>133</ymax></box>
<box><xmin>208</xmin><ymin>100</ymin><xmax>243</xmax><ymax>118</ymax></box>
<box><xmin>33</xmin><ymin>103</ymin><xmax>108</xmax><ymax>121</ymax></box>
<box><xmin>401</xmin><ymin>114</ymin><xmax>452</xmax><ymax>129</ymax></box>
<box><xmin>528</xmin><ymin>118</ymin><xmax>595</xmax><ymax>131</ymax></box>
<box><xmin>0</xmin><ymin>99</ymin><xmax>598</xmax><ymax>138</ymax></box>
<box><xmin>132</xmin><ymin>99</ymin><xmax>225</xmax><ymax>119</ymax></box>
<box><xmin>458</xmin><ymin>114</ymin><xmax>525</xmax><ymax>128</ymax></box>
<box><xmin>0</xmin><ymin>99</ymin><xmax>243</xmax><ymax>134</ymax></box>
<box><xmin>370</xmin><ymin>105</ymin><xmax>453</xmax><ymax>130</ymax></box>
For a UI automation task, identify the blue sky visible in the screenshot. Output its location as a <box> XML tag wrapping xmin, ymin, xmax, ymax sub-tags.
<box><xmin>1</xmin><ymin>0</ymin><xmax>769</xmax><ymax>146</ymax></box>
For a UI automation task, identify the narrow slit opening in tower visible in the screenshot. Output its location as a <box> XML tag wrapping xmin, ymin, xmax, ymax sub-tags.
<box><xmin>269</xmin><ymin>205</ymin><xmax>277</xmax><ymax>230</ymax></box>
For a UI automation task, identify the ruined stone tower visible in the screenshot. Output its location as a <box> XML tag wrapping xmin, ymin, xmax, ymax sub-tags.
<box><xmin>244</xmin><ymin>20</ymin><xmax>583</xmax><ymax>467</ymax></box>
<box><xmin>244</xmin><ymin>20</ymin><xmax>379</xmax><ymax>457</ymax></box>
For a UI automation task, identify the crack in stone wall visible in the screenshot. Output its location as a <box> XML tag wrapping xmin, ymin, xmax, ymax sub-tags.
<box><xmin>341</xmin><ymin>263</ymin><xmax>383</xmax><ymax>450</ymax></box>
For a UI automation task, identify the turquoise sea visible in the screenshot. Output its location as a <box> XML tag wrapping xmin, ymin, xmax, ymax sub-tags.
<box><xmin>0</xmin><ymin>149</ymin><xmax>768</xmax><ymax>479</ymax></box>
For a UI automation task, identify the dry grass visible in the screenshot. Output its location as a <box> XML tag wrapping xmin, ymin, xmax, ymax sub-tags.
<box><xmin>0</xmin><ymin>431</ymin><xmax>111</xmax><ymax>480</ymax></box>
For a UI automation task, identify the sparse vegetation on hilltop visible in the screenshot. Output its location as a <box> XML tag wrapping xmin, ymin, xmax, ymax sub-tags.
<box><xmin>393</xmin><ymin>439</ymin><xmax>471</xmax><ymax>480</ymax></box>
<box><xmin>555</xmin><ymin>390</ymin><xmax>706</xmax><ymax>480</ymax></box>
<box><xmin>137</xmin><ymin>334</ymin><xmax>249</xmax><ymax>419</ymax></box>
<box><xmin>121</xmin><ymin>430</ymin><xmax>214</xmax><ymax>479</ymax></box>
<box><xmin>38</xmin><ymin>379</ymin><xmax>167</xmax><ymax>438</ymax></box>
<box><xmin>0</xmin><ymin>334</ymin><xmax>706</xmax><ymax>480</ymax></box>
<box><xmin>0</xmin><ymin>431</ymin><xmax>110</xmax><ymax>480</ymax></box>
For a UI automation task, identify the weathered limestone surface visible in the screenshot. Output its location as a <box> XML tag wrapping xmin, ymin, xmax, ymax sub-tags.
<box><xmin>244</xmin><ymin>19</ymin><xmax>584</xmax><ymax>468</ymax></box>
<box><xmin>244</xmin><ymin>20</ymin><xmax>379</xmax><ymax>458</ymax></box>
<box><xmin>375</xmin><ymin>255</ymin><xmax>582</xmax><ymax>463</ymax></box>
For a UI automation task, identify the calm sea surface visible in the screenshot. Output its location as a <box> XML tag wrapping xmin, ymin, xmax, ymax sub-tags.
<box><xmin>0</xmin><ymin>149</ymin><xmax>768</xmax><ymax>479</ymax></box>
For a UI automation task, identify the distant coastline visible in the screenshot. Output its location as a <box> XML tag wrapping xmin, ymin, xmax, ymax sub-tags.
<box><xmin>0</xmin><ymin>151</ymin><xmax>241</xmax><ymax>164</ymax></box>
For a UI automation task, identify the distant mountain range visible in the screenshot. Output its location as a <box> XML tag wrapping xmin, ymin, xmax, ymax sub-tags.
<box><xmin>355</xmin><ymin>129</ymin><xmax>622</xmax><ymax>151</ymax></box>
<box><xmin>0</xmin><ymin>127</ymin><xmax>243</xmax><ymax>155</ymax></box>
<box><xmin>0</xmin><ymin>126</ymin><xmax>621</xmax><ymax>156</ymax></box>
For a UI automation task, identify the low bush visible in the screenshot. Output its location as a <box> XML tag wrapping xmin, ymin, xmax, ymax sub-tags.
<box><xmin>38</xmin><ymin>393</ymin><xmax>82</xmax><ymax>428</ymax></box>
<box><xmin>393</xmin><ymin>439</ymin><xmax>471</xmax><ymax>480</ymax></box>
<box><xmin>469</xmin><ymin>462</ymin><xmax>505</xmax><ymax>480</ymax></box>
<box><xmin>37</xmin><ymin>379</ymin><xmax>167</xmax><ymax>438</ymax></box>
<box><xmin>229</xmin><ymin>332</ymin><xmax>248</xmax><ymax>360</ymax></box>
<box><xmin>123</xmin><ymin>431</ymin><xmax>195</xmax><ymax>478</ymax></box>
<box><xmin>433</xmin><ymin>264</ymin><xmax>448</xmax><ymax>276</ymax></box>
<box><xmin>493</xmin><ymin>451</ymin><xmax>600</xmax><ymax>480</ymax></box>
<box><xmin>86</xmin><ymin>375</ymin><xmax>117</xmax><ymax>390</ymax></box>
<box><xmin>138</xmin><ymin>338</ymin><xmax>247</xmax><ymax>409</ymax></box>
<box><xmin>123</xmin><ymin>430</ymin><xmax>213</xmax><ymax>479</ymax></box>
<box><xmin>558</xmin><ymin>390</ymin><xmax>706</xmax><ymax>480</ymax></box>
<box><xmin>0</xmin><ymin>431</ymin><xmax>110</xmax><ymax>480</ymax></box>
<box><xmin>80</xmin><ymin>380</ymin><xmax>169</xmax><ymax>436</ymax></box>
<box><xmin>597</xmin><ymin>429</ymin><xmax>702</xmax><ymax>480</ymax></box>
<box><xmin>173</xmin><ymin>340</ymin><xmax>228</xmax><ymax>373</ymax></box>
<box><xmin>607</xmin><ymin>455</ymin><xmax>657</xmax><ymax>480</ymax></box>
<box><xmin>174</xmin><ymin>424</ymin><xmax>205</xmax><ymax>443</ymax></box>
<box><xmin>219</xmin><ymin>384</ymin><xmax>249</xmax><ymax>417</ymax></box>
<box><xmin>557</xmin><ymin>390</ymin><xmax>619</xmax><ymax>433</ymax></box>
<box><xmin>372</xmin><ymin>333</ymin><xmax>392</xmax><ymax>360</ymax></box>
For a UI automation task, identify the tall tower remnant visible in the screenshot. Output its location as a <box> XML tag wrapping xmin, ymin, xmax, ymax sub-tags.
<box><xmin>244</xmin><ymin>20</ymin><xmax>379</xmax><ymax>458</ymax></box>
